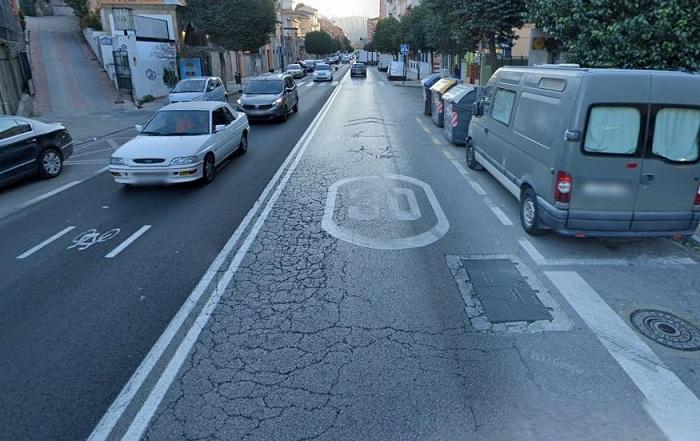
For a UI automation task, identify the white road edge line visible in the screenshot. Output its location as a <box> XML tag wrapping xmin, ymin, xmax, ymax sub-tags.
<box><xmin>469</xmin><ymin>181</ymin><xmax>487</xmax><ymax>196</ymax></box>
<box><xmin>87</xmin><ymin>70</ymin><xmax>349</xmax><ymax>441</ymax></box>
<box><xmin>105</xmin><ymin>225</ymin><xmax>152</xmax><ymax>259</ymax></box>
<box><xmin>692</xmin><ymin>234</ymin><xmax>700</xmax><ymax>244</ymax></box>
<box><xmin>518</xmin><ymin>238</ymin><xmax>548</xmax><ymax>265</ymax></box>
<box><xmin>545</xmin><ymin>271</ymin><xmax>700</xmax><ymax>441</ymax></box>
<box><xmin>121</xmin><ymin>69</ymin><xmax>349</xmax><ymax>441</ymax></box>
<box><xmin>13</xmin><ymin>180</ymin><xmax>82</xmax><ymax>212</ymax></box>
<box><xmin>484</xmin><ymin>198</ymin><xmax>514</xmax><ymax>226</ymax></box>
<box><xmin>16</xmin><ymin>226</ymin><xmax>76</xmax><ymax>259</ymax></box>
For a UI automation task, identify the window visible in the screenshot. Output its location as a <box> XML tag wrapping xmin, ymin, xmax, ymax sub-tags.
<box><xmin>492</xmin><ymin>89</ymin><xmax>516</xmax><ymax>125</ymax></box>
<box><xmin>221</xmin><ymin>107</ymin><xmax>236</xmax><ymax>124</ymax></box>
<box><xmin>513</xmin><ymin>93</ymin><xmax>560</xmax><ymax>148</ymax></box>
<box><xmin>212</xmin><ymin>109</ymin><xmax>229</xmax><ymax>130</ymax></box>
<box><xmin>0</xmin><ymin>119</ymin><xmax>18</xmax><ymax>140</ymax></box>
<box><xmin>206</xmin><ymin>81</ymin><xmax>216</xmax><ymax>92</ymax></box>
<box><xmin>0</xmin><ymin>119</ymin><xmax>30</xmax><ymax>141</ymax></box>
<box><xmin>112</xmin><ymin>8</ymin><xmax>135</xmax><ymax>31</ymax></box>
<box><xmin>584</xmin><ymin>106</ymin><xmax>640</xmax><ymax>155</ymax></box>
<box><xmin>652</xmin><ymin>108</ymin><xmax>700</xmax><ymax>163</ymax></box>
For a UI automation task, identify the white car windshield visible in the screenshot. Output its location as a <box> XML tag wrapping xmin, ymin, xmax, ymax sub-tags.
<box><xmin>171</xmin><ymin>80</ymin><xmax>206</xmax><ymax>93</ymax></box>
<box><xmin>287</xmin><ymin>64</ymin><xmax>301</xmax><ymax>70</ymax></box>
<box><xmin>315</xmin><ymin>65</ymin><xmax>330</xmax><ymax>71</ymax></box>
<box><xmin>142</xmin><ymin>110</ymin><xmax>210</xmax><ymax>136</ymax></box>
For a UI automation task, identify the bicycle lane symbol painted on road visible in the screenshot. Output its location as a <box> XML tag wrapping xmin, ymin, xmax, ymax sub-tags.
<box><xmin>322</xmin><ymin>174</ymin><xmax>449</xmax><ymax>250</ymax></box>
<box><xmin>68</xmin><ymin>228</ymin><xmax>121</xmax><ymax>251</ymax></box>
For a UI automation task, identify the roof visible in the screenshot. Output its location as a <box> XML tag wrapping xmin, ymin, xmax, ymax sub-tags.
<box><xmin>160</xmin><ymin>101</ymin><xmax>228</xmax><ymax>111</ymax></box>
<box><xmin>179</xmin><ymin>76</ymin><xmax>219</xmax><ymax>81</ymax></box>
<box><xmin>250</xmin><ymin>74</ymin><xmax>287</xmax><ymax>81</ymax></box>
<box><xmin>498</xmin><ymin>66</ymin><xmax>698</xmax><ymax>79</ymax></box>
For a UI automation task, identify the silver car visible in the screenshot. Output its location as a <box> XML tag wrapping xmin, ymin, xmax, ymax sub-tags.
<box><xmin>168</xmin><ymin>77</ymin><xmax>227</xmax><ymax>104</ymax></box>
<box><xmin>286</xmin><ymin>64</ymin><xmax>305</xmax><ymax>79</ymax></box>
<box><xmin>236</xmin><ymin>74</ymin><xmax>299</xmax><ymax>122</ymax></box>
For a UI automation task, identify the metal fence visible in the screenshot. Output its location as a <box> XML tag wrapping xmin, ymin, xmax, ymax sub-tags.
<box><xmin>0</xmin><ymin>0</ymin><xmax>23</xmax><ymax>42</ymax></box>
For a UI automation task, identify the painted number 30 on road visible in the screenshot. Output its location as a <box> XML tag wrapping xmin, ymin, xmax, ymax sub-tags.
<box><xmin>322</xmin><ymin>174</ymin><xmax>449</xmax><ymax>250</ymax></box>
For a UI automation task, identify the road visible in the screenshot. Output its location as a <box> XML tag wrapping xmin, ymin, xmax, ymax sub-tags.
<box><xmin>0</xmin><ymin>66</ymin><xmax>349</xmax><ymax>441</ymax></box>
<box><xmin>2</xmin><ymin>65</ymin><xmax>700</xmax><ymax>441</ymax></box>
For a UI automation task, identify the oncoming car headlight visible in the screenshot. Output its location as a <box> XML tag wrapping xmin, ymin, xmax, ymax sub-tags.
<box><xmin>110</xmin><ymin>157</ymin><xmax>126</xmax><ymax>166</ymax></box>
<box><xmin>273</xmin><ymin>97</ymin><xmax>285</xmax><ymax>107</ymax></box>
<box><xmin>170</xmin><ymin>156</ymin><xmax>199</xmax><ymax>165</ymax></box>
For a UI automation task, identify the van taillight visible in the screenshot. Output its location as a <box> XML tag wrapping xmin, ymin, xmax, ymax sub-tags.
<box><xmin>555</xmin><ymin>171</ymin><xmax>573</xmax><ymax>203</ymax></box>
<box><xmin>695</xmin><ymin>183</ymin><xmax>700</xmax><ymax>206</ymax></box>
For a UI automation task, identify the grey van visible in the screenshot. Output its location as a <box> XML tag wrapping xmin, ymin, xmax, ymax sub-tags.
<box><xmin>468</xmin><ymin>66</ymin><xmax>700</xmax><ymax>237</ymax></box>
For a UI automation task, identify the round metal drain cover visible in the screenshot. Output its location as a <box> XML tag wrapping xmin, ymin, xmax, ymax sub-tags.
<box><xmin>630</xmin><ymin>309</ymin><xmax>700</xmax><ymax>351</ymax></box>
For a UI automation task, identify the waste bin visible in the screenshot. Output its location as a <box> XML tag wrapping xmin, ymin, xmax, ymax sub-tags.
<box><xmin>430</xmin><ymin>78</ymin><xmax>458</xmax><ymax>127</ymax></box>
<box><xmin>443</xmin><ymin>84</ymin><xmax>482</xmax><ymax>145</ymax></box>
<box><xmin>421</xmin><ymin>73</ymin><xmax>442</xmax><ymax>115</ymax></box>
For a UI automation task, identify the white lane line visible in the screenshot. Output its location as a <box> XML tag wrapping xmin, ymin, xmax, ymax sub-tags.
<box><xmin>431</xmin><ymin>136</ymin><xmax>441</xmax><ymax>145</ymax></box>
<box><xmin>469</xmin><ymin>181</ymin><xmax>487</xmax><ymax>196</ymax></box>
<box><xmin>518</xmin><ymin>238</ymin><xmax>548</xmax><ymax>265</ymax></box>
<box><xmin>305</xmin><ymin>82</ymin><xmax>314</xmax><ymax>88</ymax></box>
<box><xmin>332</xmin><ymin>81</ymin><xmax>339</xmax><ymax>86</ymax></box>
<box><xmin>12</xmin><ymin>180</ymin><xmax>82</xmax><ymax>213</ymax></box>
<box><xmin>449</xmin><ymin>159</ymin><xmax>469</xmax><ymax>179</ymax></box>
<box><xmin>484</xmin><ymin>197</ymin><xmax>514</xmax><ymax>226</ymax></box>
<box><xmin>443</xmin><ymin>150</ymin><xmax>455</xmax><ymax>160</ymax></box>
<box><xmin>105</xmin><ymin>225</ymin><xmax>152</xmax><ymax>258</ymax></box>
<box><xmin>90</xmin><ymin>71</ymin><xmax>350</xmax><ymax>441</ymax></box>
<box><xmin>546</xmin><ymin>271</ymin><xmax>700</xmax><ymax>441</ymax></box>
<box><xmin>93</xmin><ymin>166</ymin><xmax>110</xmax><ymax>176</ymax></box>
<box><xmin>16</xmin><ymin>226</ymin><xmax>76</xmax><ymax>259</ymax></box>
<box><xmin>107</xmin><ymin>138</ymin><xmax>119</xmax><ymax>150</ymax></box>
<box><xmin>692</xmin><ymin>234</ymin><xmax>700</xmax><ymax>244</ymax></box>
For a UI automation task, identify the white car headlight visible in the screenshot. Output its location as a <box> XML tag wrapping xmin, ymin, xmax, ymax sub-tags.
<box><xmin>273</xmin><ymin>97</ymin><xmax>285</xmax><ymax>106</ymax></box>
<box><xmin>110</xmin><ymin>157</ymin><xmax>126</xmax><ymax>166</ymax></box>
<box><xmin>170</xmin><ymin>156</ymin><xmax>199</xmax><ymax>165</ymax></box>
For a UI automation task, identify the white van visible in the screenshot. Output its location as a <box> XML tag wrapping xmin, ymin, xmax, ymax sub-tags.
<box><xmin>468</xmin><ymin>66</ymin><xmax>700</xmax><ymax>238</ymax></box>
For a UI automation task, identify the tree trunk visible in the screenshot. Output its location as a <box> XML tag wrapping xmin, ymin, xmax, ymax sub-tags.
<box><xmin>488</xmin><ymin>33</ymin><xmax>498</xmax><ymax>74</ymax></box>
<box><xmin>219</xmin><ymin>52</ymin><xmax>228</xmax><ymax>83</ymax></box>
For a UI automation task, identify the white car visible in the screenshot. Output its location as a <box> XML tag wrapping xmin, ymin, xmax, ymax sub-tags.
<box><xmin>285</xmin><ymin>64</ymin><xmax>304</xmax><ymax>79</ymax></box>
<box><xmin>313</xmin><ymin>63</ymin><xmax>333</xmax><ymax>82</ymax></box>
<box><xmin>110</xmin><ymin>102</ymin><xmax>249</xmax><ymax>186</ymax></box>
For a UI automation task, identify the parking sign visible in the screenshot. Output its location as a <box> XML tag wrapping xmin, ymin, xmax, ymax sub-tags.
<box><xmin>400</xmin><ymin>44</ymin><xmax>410</xmax><ymax>54</ymax></box>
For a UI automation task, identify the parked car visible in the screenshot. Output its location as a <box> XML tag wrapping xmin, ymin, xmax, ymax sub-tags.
<box><xmin>313</xmin><ymin>63</ymin><xmax>333</xmax><ymax>82</ymax></box>
<box><xmin>236</xmin><ymin>73</ymin><xmax>299</xmax><ymax>122</ymax></box>
<box><xmin>110</xmin><ymin>102</ymin><xmax>248</xmax><ymax>186</ymax></box>
<box><xmin>286</xmin><ymin>63</ymin><xmax>305</xmax><ymax>79</ymax></box>
<box><xmin>0</xmin><ymin>116</ymin><xmax>73</xmax><ymax>187</ymax></box>
<box><xmin>168</xmin><ymin>77</ymin><xmax>227</xmax><ymax>104</ymax></box>
<box><xmin>303</xmin><ymin>59</ymin><xmax>317</xmax><ymax>73</ymax></box>
<box><xmin>468</xmin><ymin>65</ymin><xmax>700</xmax><ymax>238</ymax></box>
<box><xmin>387</xmin><ymin>61</ymin><xmax>406</xmax><ymax>81</ymax></box>
<box><xmin>350</xmin><ymin>62</ymin><xmax>367</xmax><ymax>78</ymax></box>
<box><xmin>377</xmin><ymin>54</ymin><xmax>393</xmax><ymax>72</ymax></box>
<box><xmin>341</xmin><ymin>55</ymin><xmax>351</xmax><ymax>64</ymax></box>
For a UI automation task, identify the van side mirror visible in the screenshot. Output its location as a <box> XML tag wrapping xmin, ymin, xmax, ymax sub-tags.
<box><xmin>215</xmin><ymin>124</ymin><xmax>226</xmax><ymax>133</ymax></box>
<box><xmin>472</xmin><ymin>102</ymin><xmax>483</xmax><ymax>117</ymax></box>
<box><xmin>565</xmin><ymin>130</ymin><xmax>581</xmax><ymax>142</ymax></box>
<box><xmin>135</xmin><ymin>124</ymin><xmax>144</xmax><ymax>133</ymax></box>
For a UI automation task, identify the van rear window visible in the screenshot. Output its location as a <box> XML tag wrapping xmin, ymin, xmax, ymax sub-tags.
<box><xmin>652</xmin><ymin>108</ymin><xmax>699</xmax><ymax>163</ymax></box>
<box><xmin>584</xmin><ymin>106</ymin><xmax>640</xmax><ymax>155</ymax></box>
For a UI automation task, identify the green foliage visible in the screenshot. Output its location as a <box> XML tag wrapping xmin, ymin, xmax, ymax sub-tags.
<box><xmin>529</xmin><ymin>0</ymin><xmax>700</xmax><ymax>70</ymax></box>
<box><xmin>363</xmin><ymin>40</ymin><xmax>376</xmax><ymax>52</ymax></box>
<box><xmin>184</xmin><ymin>0</ymin><xmax>276</xmax><ymax>52</ymax></box>
<box><xmin>304</xmin><ymin>31</ymin><xmax>337</xmax><ymax>55</ymax></box>
<box><xmin>80</xmin><ymin>12</ymin><xmax>102</xmax><ymax>30</ymax></box>
<box><xmin>63</xmin><ymin>0</ymin><xmax>88</xmax><ymax>17</ymax></box>
<box><xmin>19</xmin><ymin>0</ymin><xmax>36</xmax><ymax>17</ymax></box>
<box><xmin>373</xmin><ymin>17</ymin><xmax>401</xmax><ymax>55</ymax></box>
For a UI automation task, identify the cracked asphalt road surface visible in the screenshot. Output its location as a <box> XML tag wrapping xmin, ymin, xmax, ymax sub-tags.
<box><xmin>127</xmin><ymin>70</ymin><xmax>700</xmax><ymax>440</ymax></box>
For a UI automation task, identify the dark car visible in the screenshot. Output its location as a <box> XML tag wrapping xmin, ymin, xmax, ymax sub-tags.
<box><xmin>236</xmin><ymin>73</ymin><xmax>299</xmax><ymax>122</ymax></box>
<box><xmin>0</xmin><ymin>116</ymin><xmax>73</xmax><ymax>187</ymax></box>
<box><xmin>350</xmin><ymin>62</ymin><xmax>367</xmax><ymax>78</ymax></box>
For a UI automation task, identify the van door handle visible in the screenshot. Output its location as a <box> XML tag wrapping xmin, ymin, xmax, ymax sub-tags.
<box><xmin>641</xmin><ymin>174</ymin><xmax>655</xmax><ymax>184</ymax></box>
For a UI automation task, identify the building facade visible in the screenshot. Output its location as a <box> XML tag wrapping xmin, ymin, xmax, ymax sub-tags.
<box><xmin>0</xmin><ymin>0</ymin><xmax>32</xmax><ymax>114</ymax></box>
<box><xmin>367</xmin><ymin>17</ymin><xmax>379</xmax><ymax>43</ymax></box>
<box><xmin>385</xmin><ymin>0</ymin><xmax>420</xmax><ymax>18</ymax></box>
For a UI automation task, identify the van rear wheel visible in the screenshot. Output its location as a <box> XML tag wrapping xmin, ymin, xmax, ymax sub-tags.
<box><xmin>520</xmin><ymin>188</ymin><xmax>548</xmax><ymax>236</ymax></box>
<box><xmin>466</xmin><ymin>141</ymin><xmax>483</xmax><ymax>170</ymax></box>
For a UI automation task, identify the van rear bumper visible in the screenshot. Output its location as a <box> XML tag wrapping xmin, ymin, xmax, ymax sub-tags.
<box><xmin>537</xmin><ymin>197</ymin><xmax>700</xmax><ymax>238</ymax></box>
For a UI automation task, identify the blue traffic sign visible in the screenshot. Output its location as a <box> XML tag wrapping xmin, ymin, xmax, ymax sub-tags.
<box><xmin>400</xmin><ymin>44</ymin><xmax>410</xmax><ymax>54</ymax></box>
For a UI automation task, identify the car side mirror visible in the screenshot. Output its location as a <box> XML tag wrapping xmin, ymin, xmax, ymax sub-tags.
<box><xmin>472</xmin><ymin>102</ymin><xmax>482</xmax><ymax>117</ymax></box>
<box><xmin>238</xmin><ymin>89</ymin><xmax>243</xmax><ymax>94</ymax></box>
<box><xmin>286</xmin><ymin>87</ymin><xmax>294</xmax><ymax>92</ymax></box>
<box><xmin>565</xmin><ymin>130</ymin><xmax>581</xmax><ymax>142</ymax></box>
<box><xmin>215</xmin><ymin>124</ymin><xmax>226</xmax><ymax>133</ymax></box>
<box><xmin>135</xmin><ymin>124</ymin><xmax>144</xmax><ymax>133</ymax></box>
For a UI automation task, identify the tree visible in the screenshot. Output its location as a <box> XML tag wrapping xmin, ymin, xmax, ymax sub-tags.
<box><xmin>184</xmin><ymin>0</ymin><xmax>276</xmax><ymax>52</ymax></box>
<box><xmin>448</xmin><ymin>0</ymin><xmax>527</xmax><ymax>72</ymax></box>
<box><xmin>63</xmin><ymin>0</ymin><xmax>88</xmax><ymax>17</ymax></box>
<box><xmin>304</xmin><ymin>31</ymin><xmax>336</xmax><ymax>56</ymax></box>
<box><xmin>373</xmin><ymin>17</ymin><xmax>401</xmax><ymax>57</ymax></box>
<box><xmin>529</xmin><ymin>0</ymin><xmax>700</xmax><ymax>70</ymax></box>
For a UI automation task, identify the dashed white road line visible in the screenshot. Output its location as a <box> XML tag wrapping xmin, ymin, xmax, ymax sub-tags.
<box><xmin>105</xmin><ymin>225</ymin><xmax>152</xmax><ymax>258</ymax></box>
<box><xmin>5</xmin><ymin>181</ymin><xmax>82</xmax><ymax>220</ymax></box>
<box><xmin>484</xmin><ymin>197</ymin><xmax>514</xmax><ymax>226</ymax></box>
<box><xmin>16</xmin><ymin>226</ymin><xmax>76</xmax><ymax>259</ymax></box>
<box><xmin>332</xmin><ymin>81</ymin><xmax>339</xmax><ymax>86</ymax></box>
<box><xmin>431</xmin><ymin>136</ymin><xmax>441</xmax><ymax>145</ymax></box>
<box><xmin>106</xmin><ymin>138</ymin><xmax>120</xmax><ymax>150</ymax></box>
<box><xmin>518</xmin><ymin>238</ymin><xmax>548</xmax><ymax>265</ymax></box>
<box><xmin>468</xmin><ymin>180</ymin><xmax>487</xmax><ymax>196</ymax></box>
<box><xmin>443</xmin><ymin>150</ymin><xmax>455</xmax><ymax>161</ymax></box>
<box><xmin>88</xmin><ymin>71</ymin><xmax>351</xmax><ymax>441</ymax></box>
<box><xmin>546</xmin><ymin>271</ymin><xmax>700</xmax><ymax>441</ymax></box>
<box><xmin>305</xmin><ymin>82</ymin><xmax>314</xmax><ymax>88</ymax></box>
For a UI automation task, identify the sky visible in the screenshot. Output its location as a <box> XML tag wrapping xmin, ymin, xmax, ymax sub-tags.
<box><xmin>300</xmin><ymin>0</ymin><xmax>379</xmax><ymax>18</ymax></box>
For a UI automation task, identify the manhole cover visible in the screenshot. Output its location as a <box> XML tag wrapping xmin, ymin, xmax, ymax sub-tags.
<box><xmin>630</xmin><ymin>309</ymin><xmax>700</xmax><ymax>351</ymax></box>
